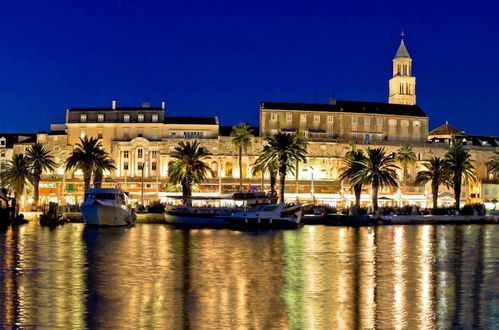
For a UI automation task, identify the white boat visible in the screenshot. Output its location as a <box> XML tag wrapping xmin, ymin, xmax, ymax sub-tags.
<box><xmin>81</xmin><ymin>188</ymin><xmax>136</xmax><ymax>226</ymax></box>
<box><xmin>221</xmin><ymin>203</ymin><xmax>303</xmax><ymax>228</ymax></box>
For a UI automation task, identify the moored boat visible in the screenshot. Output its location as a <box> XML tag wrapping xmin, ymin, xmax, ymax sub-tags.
<box><xmin>81</xmin><ymin>188</ymin><xmax>136</xmax><ymax>226</ymax></box>
<box><xmin>221</xmin><ymin>203</ymin><xmax>303</xmax><ymax>228</ymax></box>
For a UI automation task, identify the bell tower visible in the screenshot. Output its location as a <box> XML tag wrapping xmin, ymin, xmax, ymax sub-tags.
<box><xmin>388</xmin><ymin>33</ymin><xmax>416</xmax><ymax>105</ymax></box>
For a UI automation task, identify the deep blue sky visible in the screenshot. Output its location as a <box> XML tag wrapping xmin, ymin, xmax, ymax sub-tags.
<box><xmin>0</xmin><ymin>0</ymin><xmax>498</xmax><ymax>135</ymax></box>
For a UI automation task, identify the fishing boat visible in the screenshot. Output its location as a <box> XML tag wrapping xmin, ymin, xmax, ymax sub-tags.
<box><xmin>221</xmin><ymin>203</ymin><xmax>303</xmax><ymax>228</ymax></box>
<box><xmin>81</xmin><ymin>188</ymin><xmax>136</xmax><ymax>226</ymax></box>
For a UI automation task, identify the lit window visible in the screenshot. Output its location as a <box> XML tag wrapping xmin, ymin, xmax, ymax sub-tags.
<box><xmin>327</xmin><ymin>116</ymin><xmax>334</xmax><ymax>123</ymax></box>
<box><xmin>80</xmin><ymin>130</ymin><xmax>86</xmax><ymax>139</ymax></box>
<box><xmin>377</xmin><ymin>117</ymin><xmax>383</xmax><ymax>125</ymax></box>
<box><xmin>364</xmin><ymin>117</ymin><xmax>370</xmax><ymax>125</ymax></box>
<box><xmin>124</xmin><ymin>114</ymin><xmax>130</xmax><ymax>123</ymax></box>
<box><xmin>138</xmin><ymin>114</ymin><xmax>144</xmax><ymax>122</ymax></box>
<box><xmin>137</xmin><ymin>148</ymin><xmax>143</xmax><ymax>159</ymax></box>
<box><xmin>300</xmin><ymin>114</ymin><xmax>307</xmax><ymax>123</ymax></box>
<box><xmin>351</xmin><ymin>116</ymin><xmax>358</xmax><ymax>124</ymax></box>
<box><xmin>314</xmin><ymin>115</ymin><xmax>320</xmax><ymax>123</ymax></box>
<box><xmin>170</xmin><ymin>132</ymin><xmax>177</xmax><ymax>138</ymax></box>
<box><xmin>152</xmin><ymin>114</ymin><xmax>158</xmax><ymax>122</ymax></box>
<box><xmin>388</xmin><ymin>119</ymin><xmax>397</xmax><ymax>126</ymax></box>
<box><xmin>98</xmin><ymin>114</ymin><xmax>104</xmax><ymax>123</ymax></box>
<box><xmin>270</xmin><ymin>113</ymin><xmax>277</xmax><ymax>121</ymax></box>
<box><xmin>413</xmin><ymin>120</ymin><xmax>421</xmax><ymax>127</ymax></box>
<box><xmin>80</xmin><ymin>114</ymin><xmax>87</xmax><ymax>122</ymax></box>
<box><xmin>401</xmin><ymin>120</ymin><xmax>409</xmax><ymax>127</ymax></box>
<box><xmin>151</xmin><ymin>150</ymin><xmax>157</xmax><ymax>158</ymax></box>
<box><xmin>124</xmin><ymin>151</ymin><xmax>129</xmax><ymax>158</ymax></box>
<box><xmin>286</xmin><ymin>113</ymin><xmax>292</xmax><ymax>122</ymax></box>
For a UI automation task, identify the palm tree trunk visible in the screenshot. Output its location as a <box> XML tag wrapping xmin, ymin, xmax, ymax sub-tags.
<box><xmin>454</xmin><ymin>175</ymin><xmax>462</xmax><ymax>210</ymax></box>
<box><xmin>279</xmin><ymin>171</ymin><xmax>286</xmax><ymax>203</ymax></box>
<box><xmin>33</xmin><ymin>177</ymin><xmax>40</xmax><ymax>207</ymax></box>
<box><xmin>238</xmin><ymin>147</ymin><xmax>243</xmax><ymax>192</ymax></box>
<box><xmin>295</xmin><ymin>159</ymin><xmax>299</xmax><ymax>195</ymax></box>
<box><xmin>432</xmin><ymin>180</ymin><xmax>439</xmax><ymax>210</ymax></box>
<box><xmin>270</xmin><ymin>170</ymin><xmax>277</xmax><ymax>192</ymax></box>
<box><xmin>83</xmin><ymin>168</ymin><xmax>92</xmax><ymax>192</ymax></box>
<box><xmin>93</xmin><ymin>170</ymin><xmax>103</xmax><ymax>189</ymax></box>
<box><xmin>354</xmin><ymin>184</ymin><xmax>362</xmax><ymax>209</ymax></box>
<box><xmin>372</xmin><ymin>185</ymin><xmax>379</xmax><ymax>212</ymax></box>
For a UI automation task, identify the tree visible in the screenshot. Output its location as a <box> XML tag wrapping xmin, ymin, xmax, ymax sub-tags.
<box><xmin>252</xmin><ymin>145</ymin><xmax>278</xmax><ymax>195</ymax></box>
<box><xmin>487</xmin><ymin>151</ymin><xmax>499</xmax><ymax>175</ymax></box>
<box><xmin>294</xmin><ymin>130</ymin><xmax>308</xmax><ymax>197</ymax></box>
<box><xmin>0</xmin><ymin>154</ymin><xmax>34</xmax><ymax>204</ymax></box>
<box><xmin>25</xmin><ymin>142</ymin><xmax>56</xmax><ymax>207</ymax></box>
<box><xmin>92</xmin><ymin>155</ymin><xmax>116</xmax><ymax>189</ymax></box>
<box><xmin>414</xmin><ymin>157</ymin><xmax>448</xmax><ymax>209</ymax></box>
<box><xmin>66</xmin><ymin>137</ymin><xmax>107</xmax><ymax>191</ymax></box>
<box><xmin>258</xmin><ymin>133</ymin><xmax>307</xmax><ymax>203</ymax></box>
<box><xmin>351</xmin><ymin>147</ymin><xmax>399</xmax><ymax>212</ymax></box>
<box><xmin>339</xmin><ymin>148</ymin><xmax>366</xmax><ymax>209</ymax></box>
<box><xmin>395</xmin><ymin>144</ymin><xmax>417</xmax><ymax>183</ymax></box>
<box><xmin>443</xmin><ymin>139</ymin><xmax>476</xmax><ymax>210</ymax></box>
<box><xmin>230</xmin><ymin>123</ymin><xmax>253</xmax><ymax>191</ymax></box>
<box><xmin>168</xmin><ymin>141</ymin><xmax>212</xmax><ymax>205</ymax></box>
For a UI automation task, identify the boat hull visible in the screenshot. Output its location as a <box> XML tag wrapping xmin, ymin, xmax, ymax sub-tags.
<box><xmin>81</xmin><ymin>201</ymin><xmax>134</xmax><ymax>226</ymax></box>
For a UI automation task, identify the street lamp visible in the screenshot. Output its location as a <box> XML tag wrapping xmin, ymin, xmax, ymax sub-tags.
<box><xmin>309</xmin><ymin>166</ymin><xmax>315</xmax><ymax>204</ymax></box>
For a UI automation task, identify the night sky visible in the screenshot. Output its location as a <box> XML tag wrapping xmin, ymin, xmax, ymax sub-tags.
<box><xmin>0</xmin><ymin>0</ymin><xmax>497</xmax><ymax>136</ymax></box>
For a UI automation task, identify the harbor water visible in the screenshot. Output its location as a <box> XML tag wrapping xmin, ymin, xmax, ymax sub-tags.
<box><xmin>0</xmin><ymin>222</ymin><xmax>498</xmax><ymax>329</ymax></box>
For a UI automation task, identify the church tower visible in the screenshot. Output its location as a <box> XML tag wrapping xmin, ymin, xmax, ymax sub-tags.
<box><xmin>388</xmin><ymin>38</ymin><xmax>416</xmax><ymax>105</ymax></box>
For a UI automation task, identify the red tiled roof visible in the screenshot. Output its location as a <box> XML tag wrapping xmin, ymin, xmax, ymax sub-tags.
<box><xmin>429</xmin><ymin>122</ymin><xmax>463</xmax><ymax>136</ymax></box>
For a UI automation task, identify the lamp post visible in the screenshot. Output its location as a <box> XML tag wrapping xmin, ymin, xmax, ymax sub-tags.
<box><xmin>309</xmin><ymin>166</ymin><xmax>315</xmax><ymax>204</ymax></box>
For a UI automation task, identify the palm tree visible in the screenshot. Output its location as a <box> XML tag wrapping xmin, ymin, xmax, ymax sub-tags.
<box><xmin>339</xmin><ymin>148</ymin><xmax>366</xmax><ymax>209</ymax></box>
<box><xmin>92</xmin><ymin>156</ymin><xmax>116</xmax><ymax>189</ymax></box>
<box><xmin>443</xmin><ymin>139</ymin><xmax>476</xmax><ymax>210</ymax></box>
<box><xmin>294</xmin><ymin>130</ymin><xmax>308</xmax><ymax>196</ymax></box>
<box><xmin>395</xmin><ymin>144</ymin><xmax>417</xmax><ymax>183</ymax></box>
<box><xmin>258</xmin><ymin>133</ymin><xmax>307</xmax><ymax>203</ymax></box>
<box><xmin>487</xmin><ymin>151</ymin><xmax>499</xmax><ymax>175</ymax></box>
<box><xmin>66</xmin><ymin>137</ymin><xmax>107</xmax><ymax>191</ymax></box>
<box><xmin>168</xmin><ymin>141</ymin><xmax>212</xmax><ymax>205</ymax></box>
<box><xmin>351</xmin><ymin>147</ymin><xmax>399</xmax><ymax>212</ymax></box>
<box><xmin>0</xmin><ymin>154</ymin><xmax>34</xmax><ymax>204</ymax></box>
<box><xmin>252</xmin><ymin>146</ymin><xmax>278</xmax><ymax>195</ymax></box>
<box><xmin>230</xmin><ymin>123</ymin><xmax>253</xmax><ymax>191</ymax></box>
<box><xmin>414</xmin><ymin>157</ymin><xmax>448</xmax><ymax>209</ymax></box>
<box><xmin>25</xmin><ymin>142</ymin><xmax>56</xmax><ymax>207</ymax></box>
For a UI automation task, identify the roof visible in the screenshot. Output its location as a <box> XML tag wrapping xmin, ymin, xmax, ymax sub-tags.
<box><xmin>0</xmin><ymin>133</ymin><xmax>37</xmax><ymax>148</ymax></box>
<box><xmin>164</xmin><ymin>116</ymin><xmax>218</xmax><ymax>125</ymax></box>
<box><xmin>429</xmin><ymin>122</ymin><xmax>463</xmax><ymax>136</ymax></box>
<box><xmin>68</xmin><ymin>107</ymin><xmax>163</xmax><ymax>112</ymax></box>
<box><xmin>395</xmin><ymin>39</ymin><xmax>411</xmax><ymax>58</ymax></box>
<box><xmin>260</xmin><ymin>100</ymin><xmax>427</xmax><ymax>117</ymax></box>
<box><xmin>456</xmin><ymin>135</ymin><xmax>499</xmax><ymax>147</ymax></box>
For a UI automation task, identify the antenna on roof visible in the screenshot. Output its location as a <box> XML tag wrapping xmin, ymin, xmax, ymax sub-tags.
<box><xmin>400</xmin><ymin>29</ymin><xmax>405</xmax><ymax>38</ymax></box>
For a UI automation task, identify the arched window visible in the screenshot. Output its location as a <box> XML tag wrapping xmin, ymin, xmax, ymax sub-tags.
<box><xmin>211</xmin><ymin>162</ymin><xmax>218</xmax><ymax>178</ymax></box>
<box><xmin>225</xmin><ymin>162</ymin><xmax>233</xmax><ymax>177</ymax></box>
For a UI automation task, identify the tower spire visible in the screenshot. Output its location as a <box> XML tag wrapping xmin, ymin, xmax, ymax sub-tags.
<box><xmin>388</xmin><ymin>36</ymin><xmax>416</xmax><ymax>105</ymax></box>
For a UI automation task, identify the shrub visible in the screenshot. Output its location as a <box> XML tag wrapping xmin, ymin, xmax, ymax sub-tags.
<box><xmin>148</xmin><ymin>200</ymin><xmax>165</xmax><ymax>214</ymax></box>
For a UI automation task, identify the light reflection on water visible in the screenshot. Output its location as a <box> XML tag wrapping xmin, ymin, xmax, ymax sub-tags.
<box><xmin>0</xmin><ymin>223</ymin><xmax>498</xmax><ymax>328</ymax></box>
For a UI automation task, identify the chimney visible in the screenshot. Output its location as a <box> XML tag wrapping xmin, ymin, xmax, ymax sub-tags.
<box><xmin>329</xmin><ymin>97</ymin><xmax>337</xmax><ymax>105</ymax></box>
<box><xmin>112</xmin><ymin>100</ymin><xmax>117</xmax><ymax>110</ymax></box>
<box><xmin>161</xmin><ymin>101</ymin><xmax>166</xmax><ymax>110</ymax></box>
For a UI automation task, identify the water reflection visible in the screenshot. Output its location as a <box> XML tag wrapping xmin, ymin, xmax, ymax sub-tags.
<box><xmin>0</xmin><ymin>223</ymin><xmax>498</xmax><ymax>328</ymax></box>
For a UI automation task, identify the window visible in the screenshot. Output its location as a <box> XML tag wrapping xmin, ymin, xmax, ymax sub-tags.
<box><xmin>124</xmin><ymin>114</ymin><xmax>130</xmax><ymax>123</ymax></box>
<box><xmin>211</xmin><ymin>162</ymin><xmax>218</xmax><ymax>177</ymax></box>
<box><xmin>286</xmin><ymin>113</ymin><xmax>292</xmax><ymax>122</ymax></box>
<box><xmin>151</xmin><ymin>162</ymin><xmax>157</xmax><ymax>171</ymax></box>
<box><xmin>137</xmin><ymin>162</ymin><xmax>143</xmax><ymax>170</ymax></box>
<box><xmin>327</xmin><ymin>116</ymin><xmax>334</xmax><ymax>124</ymax></box>
<box><xmin>152</xmin><ymin>114</ymin><xmax>158</xmax><ymax>122</ymax></box>
<box><xmin>413</xmin><ymin>120</ymin><xmax>421</xmax><ymax>127</ymax></box>
<box><xmin>397</xmin><ymin>64</ymin><xmax>401</xmax><ymax>74</ymax></box>
<box><xmin>80</xmin><ymin>114</ymin><xmax>87</xmax><ymax>122</ymax></box>
<box><xmin>151</xmin><ymin>150</ymin><xmax>157</xmax><ymax>158</ymax></box>
<box><xmin>351</xmin><ymin>116</ymin><xmax>358</xmax><ymax>124</ymax></box>
<box><xmin>352</xmin><ymin>133</ymin><xmax>358</xmax><ymax>140</ymax></box>
<box><xmin>314</xmin><ymin>115</ymin><xmax>320</xmax><ymax>123</ymax></box>
<box><xmin>98</xmin><ymin>114</ymin><xmax>104</xmax><ymax>123</ymax></box>
<box><xmin>137</xmin><ymin>148</ymin><xmax>143</xmax><ymax>159</ymax></box>
<box><xmin>364</xmin><ymin>117</ymin><xmax>370</xmax><ymax>125</ymax></box>
<box><xmin>123</xmin><ymin>162</ymin><xmax>129</xmax><ymax>170</ymax></box>
<box><xmin>0</xmin><ymin>138</ymin><xmax>5</xmax><ymax>147</ymax></box>
<box><xmin>401</xmin><ymin>120</ymin><xmax>409</xmax><ymax>127</ymax></box>
<box><xmin>0</xmin><ymin>151</ymin><xmax>5</xmax><ymax>158</ymax></box>
<box><xmin>138</xmin><ymin>114</ymin><xmax>144</xmax><ymax>122</ymax></box>
<box><xmin>300</xmin><ymin>114</ymin><xmax>307</xmax><ymax>123</ymax></box>
<box><xmin>376</xmin><ymin>117</ymin><xmax>383</xmax><ymax>125</ymax></box>
<box><xmin>225</xmin><ymin>162</ymin><xmax>233</xmax><ymax>177</ymax></box>
<box><xmin>270</xmin><ymin>113</ymin><xmax>277</xmax><ymax>121</ymax></box>
<box><xmin>170</xmin><ymin>132</ymin><xmax>177</xmax><ymax>138</ymax></box>
<box><xmin>388</xmin><ymin>119</ymin><xmax>397</xmax><ymax>126</ymax></box>
<box><xmin>138</xmin><ymin>128</ymin><xmax>143</xmax><ymax>137</ymax></box>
